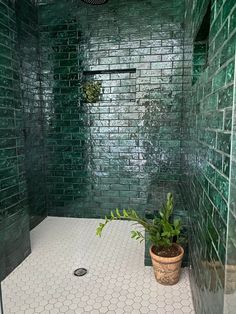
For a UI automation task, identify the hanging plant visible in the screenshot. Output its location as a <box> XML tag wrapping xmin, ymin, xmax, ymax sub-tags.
<box><xmin>82</xmin><ymin>81</ymin><xmax>102</xmax><ymax>103</ymax></box>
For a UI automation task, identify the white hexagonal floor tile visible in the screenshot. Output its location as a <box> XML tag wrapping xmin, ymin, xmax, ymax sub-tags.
<box><xmin>2</xmin><ymin>217</ymin><xmax>195</xmax><ymax>313</ymax></box>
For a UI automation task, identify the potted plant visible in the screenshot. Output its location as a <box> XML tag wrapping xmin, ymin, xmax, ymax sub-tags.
<box><xmin>96</xmin><ymin>193</ymin><xmax>185</xmax><ymax>285</ymax></box>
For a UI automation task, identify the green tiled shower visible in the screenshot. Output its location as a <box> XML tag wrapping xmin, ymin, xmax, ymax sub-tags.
<box><xmin>0</xmin><ymin>0</ymin><xmax>235</xmax><ymax>313</ymax></box>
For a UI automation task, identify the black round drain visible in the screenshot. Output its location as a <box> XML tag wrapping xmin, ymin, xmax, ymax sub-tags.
<box><xmin>74</xmin><ymin>268</ymin><xmax>88</xmax><ymax>277</ymax></box>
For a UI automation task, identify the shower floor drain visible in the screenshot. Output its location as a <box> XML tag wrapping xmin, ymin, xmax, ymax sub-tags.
<box><xmin>74</xmin><ymin>268</ymin><xmax>88</xmax><ymax>277</ymax></box>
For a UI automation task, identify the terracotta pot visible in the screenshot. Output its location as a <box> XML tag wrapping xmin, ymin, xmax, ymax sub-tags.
<box><xmin>149</xmin><ymin>243</ymin><xmax>184</xmax><ymax>285</ymax></box>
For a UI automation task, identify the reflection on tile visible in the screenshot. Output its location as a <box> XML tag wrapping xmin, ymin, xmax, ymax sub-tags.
<box><xmin>39</xmin><ymin>0</ymin><xmax>186</xmax><ymax>220</ymax></box>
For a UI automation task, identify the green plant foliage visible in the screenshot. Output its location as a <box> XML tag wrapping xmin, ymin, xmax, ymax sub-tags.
<box><xmin>82</xmin><ymin>81</ymin><xmax>101</xmax><ymax>103</ymax></box>
<box><xmin>96</xmin><ymin>193</ymin><xmax>184</xmax><ymax>249</ymax></box>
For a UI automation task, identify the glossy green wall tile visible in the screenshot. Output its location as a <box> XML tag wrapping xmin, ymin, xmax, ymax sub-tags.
<box><xmin>0</xmin><ymin>0</ymin><xmax>47</xmax><ymax>281</ymax></box>
<box><xmin>0</xmin><ymin>0</ymin><xmax>30</xmax><ymax>281</ymax></box>
<box><xmin>183</xmin><ymin>0</ymin><xmax>236</xmax><ymax>313</ymax></box>
<box><xmin>39</xmin><ymin>0</ymin><xmax>187</xmax><ymax>221</ymax></box>
<box><xmin>224</xmin><ymin>6</ymin><xmax>236</xmax><ymax>310</ymax></box>
<box><xmin>16</xmin><ymin>0</ymin><xmax>47</xmax><ymax>229</ymax></box>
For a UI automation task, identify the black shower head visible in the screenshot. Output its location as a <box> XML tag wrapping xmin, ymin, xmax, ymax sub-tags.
<box><xmin>81</xmin><ymin>0</ymin><xmax>108</xmax><ymax>4</ymax></box>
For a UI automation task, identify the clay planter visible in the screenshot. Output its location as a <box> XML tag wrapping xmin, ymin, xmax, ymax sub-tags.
<box><xmin>149</xmin><ymin>243</ymin><xmax>184</xmax><ymax>285</ymax></box>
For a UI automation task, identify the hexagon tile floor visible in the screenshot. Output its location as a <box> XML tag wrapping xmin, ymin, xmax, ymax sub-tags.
<box><xmin>2</xmin><ymin>217</ymin><xmax>195</xmax><ymax>314</ymax></box>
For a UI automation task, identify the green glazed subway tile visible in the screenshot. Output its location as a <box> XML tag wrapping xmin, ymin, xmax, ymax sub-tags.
<box><xmin>218</xmin><ymin>197</ymin><xmax>228</xmax><ymax>222</ymax></box>
<box><xmin>0</xmin><ymin>186</ymin><xmax>19</xmax><ymax>200</ymax></box>
<box><xmin>215</xmin><ymin>111</ymin><xmax>224</xmax><ymax>129</ymax></box>
<box><xmin>194</xmin><ymin>43</ymin><xmax>207</xmax><ymax>54</ymax></box>
<box><xmin>229</xmin><ymin>5</ymin><xmax>236</xmax><ymax>33</ymax></box>
<box><xmin>0</xmin><ymin>44</ymin><xmax>12</xmax><ymax>57</ymax></box>
<box><xmin>226</xmin><ymin>61</ymin><xmax>235</xmax><ymax>83</ymax></box>
<box><xmin>217</xmin><ymin>132</ymin><xmax>231</xmax><ymax>154</ymax></box>
<box><xmin>207</xmin><ymin>219</ymin><xmax>219</xmax><ymax>248</ymax></box>
<box><xmin>0</xmin><ymin>55</ymin><xmax>12</xmax><ymax>67</ymax></box>
<box><xmin>215</xmin><ymin>172</ymin><xmax>229</xmax><ymax>200</ymax></box>
<box><xmin>210</xmin><ymin>10</ymin><xmax>221</xmax><ymax>39</ymax></box>
<box><xmin>220</xmin><ymin>32</ymin><xmax>236</xmax><ymax>65</ymax></box>
<box><xmin>216</xmin><ymin>0</ymin><xmax>224</xmax><ymax>12</ymax></box>
<box><xmin>0</xmin><ymin>22</ymin><xmax>10</xmax><ymax>37</ymax></box>
<box><xmin>230</xmin><ymin>156</ymin><xmax>236</xmax><ymax>179</ymax></box>
<box><xmin>223</xmin><ymin>155</ymin><xmax>230</xmax><ymax>177</ymax></box>
<box><xmin>206</xmin><ymin>164</ymin><xmax>216</xmax><ymax>184</ymax></box>
<box><xmin>205</xmin><ymin>130</ymin><xmax>217</xmax><ymax>147</ymax></box>
<box><xmin>214</xmin><ymin>21</ymin><xmax>228</xmax><ymax>52</ymax></box>
<box><xmin>213</xmin><ymin>68</ymin><xmax>226</xmax><ymax>91</ymax></box>
<box><xmin>208</xmin><ymin>56</ymin><xmax>220</xmax><ymax>77</ymax></box>
<box><xmin>218</xmin><ymin>85</ymin><xmax>234</xmax><ymax>109</ymax></box>
<box><xmin>212</xmin><ymin>150</ymin><xmax>222</xmax><ymax>170</ymax></box>
<box><xmin>222</xmin><ymin>0</ymin><xmax>236</xmax><ymax>20</ymax></box>
<box><xmin>0</xmin><ymin>138</ymin><xmax>16</xmax><ymax>149</ymax></box>
<box><xmin>0</xmin><ymin>2</ymin><xmax>8</xmax><ymax>15</ymax></box>
<box><xmin>224</xmin><ymin>109</ymin><xmax>232</xmax><ymax>131</ymax></box>
<box><xmin>0</xmin><ymin>156</ymin><xmax>17</xmax><ymax>168</ymax></box>
<box><xmin>0</xmin><ymin>118</ymin><xmax>14</xmax><ymax>128</ymax></box>
<box><xmin>193</xmin><ymin>64</ymin><xmax>205</xmax><ymax>75</ymax></box>
<box><xmin>193</xmin><ymin>53</ymin><xmax>207</xmax><ymax>66</ymax></box>
<box><xmin>207</xmin><ymin>93</ymin><xmax>218</xmax><ymax>110</ymax></box>
<box><xmin>213</xmin><ymin>210</ymin><xmax>227</xmax><ymax>243</ymax></box>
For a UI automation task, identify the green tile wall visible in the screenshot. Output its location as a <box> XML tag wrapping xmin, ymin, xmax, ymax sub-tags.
<box><xmin>0</xmin><ymin>0</ymin><xmax>47</xmax><ymax>281</ymax></box>
<box><xmin>39</xmin><ymin>0</ymin><xmax>188</xmax><ymax>221</ymax></box>
<box><xmin>16</xmin><ymin>0</ymin><xmax>47</xmax><ymax>229</ymax></box>
<box><xmin>225</xmin><ymin>161</ymin><xmax>236</xmax><ymax>310</ymax></box>
<box><xmin>224</xmin><ymin>12</ymin><xmax>236</xmax><ymax>312</ymax></box>
<box><xmin>192</xmin><ymin>42</ymin><xmax>209</xmax><ymax>85</ymax></box>
<box><xmin>0</xmin><ymin>0</ymin><xmax>30</xmax><ymax>281</ymax></box>
<box><xmin>183</xmin><ymin>0</ymin><xmax>236</xmax><ymax>313</ymax></box>
<box><xmin>192</xmin><ymin>4</ymin><xmax>211</xmax><ymax>85</ymax></box>
<box><xmin>39</xmin><ymin>10</ymin><xmax>83</xmax><ymax>217</ymax></box>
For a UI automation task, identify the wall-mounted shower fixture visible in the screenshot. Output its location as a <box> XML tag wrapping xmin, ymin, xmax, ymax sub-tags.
<box><xmin>81</xmin><ymin>0</ymin><xmax>108</xmax><ymax>5</ymax></box>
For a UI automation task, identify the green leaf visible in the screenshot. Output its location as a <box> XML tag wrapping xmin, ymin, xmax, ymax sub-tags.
<box><xmin>123</xmin><ymin>209</ymin><xmax>129</xmax><ymax>217</ymax></box>
<box><xmin>174</xmin><ymin>219</ymin><xmax>180</xmax><ymax>228</ymax></box>
<box><xmin>131</xmin><ymin>210</ymin><xmax>138</xmax><ymax>218</ymax></box>
<box><xmin>116</xmin><ymin>208</ymin><xmax>121</xmax><ymax>217</ymax></box>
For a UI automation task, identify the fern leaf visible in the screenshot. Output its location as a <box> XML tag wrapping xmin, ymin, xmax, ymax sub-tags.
<box><xmin>123</xmin><ymin>209</ymin><xmax>129</xmax><ymax>217</ymax></box>
<box><xmin>115</xmin><ymin>208</ymin><xmax>121</xmax><ymax>217</ymax></box>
